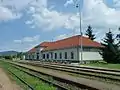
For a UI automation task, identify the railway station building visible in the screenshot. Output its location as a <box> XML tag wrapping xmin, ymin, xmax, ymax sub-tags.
<box><xmin>25</xmin><ymin>35</ymin><xmax>103</xmax><ymax>63</ymax></box>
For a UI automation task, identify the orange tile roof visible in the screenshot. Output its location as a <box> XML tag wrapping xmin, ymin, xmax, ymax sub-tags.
<box><xmin>28</xmin><ymin>35</ymin><xmax>103</xmax><ymax>52</ymax></box>
<box><xmin>39</xmin><ymin>42</ymin><xmax>53</xmax><ymax>47</ymax></box>
<box><xmin>28</xmin><ymin>47</ymin><xmax>36</xmax><ymax>53</ymax></box>
<box><xmin>42</xmin><ymin>35</ymin><xmax>103</xmax><ymax>51</ymax></box>
<box><xmin>27</xmin><ymin>42</ymin><xmax>52</xmax><ymax>53</ymax></box>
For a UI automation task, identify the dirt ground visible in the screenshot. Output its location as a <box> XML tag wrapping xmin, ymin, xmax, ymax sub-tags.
<box><xmin>0</xmin><ymin>68</ymin><xmax>21</xmax><ymax>90</ymax></box>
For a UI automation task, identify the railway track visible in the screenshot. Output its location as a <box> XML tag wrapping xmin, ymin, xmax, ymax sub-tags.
<box><xmin>19</xmin><ymin>60</ymin><xmax>120</xmax><ymax>72</ymax></box>
<box><xmin>4</xmin><ymin>60</ymin><xmax>120</xmax><ymax>90</ymax></box>
<box><xmin>10</xmin><ymin>65</ymin><xmax>68</xmax><ymax>90</ymax></box>
<box><xmin>5</xmin><ymin>61</ymin><xmax>101</xmax><ymax>90</ymax></box>
<box><xmin>19</xmin><ymin>61</ymin><xmax>120</xmax><ymax>83</ymax></box>
<box><xmin>8</xmin><ymin>69</ymin><xmax>34</xmax><ymax>90</ymax></box>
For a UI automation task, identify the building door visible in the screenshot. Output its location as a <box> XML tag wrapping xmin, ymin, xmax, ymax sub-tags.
<box><xmin>37</xmin><ymin>53</ymin><xmax>39</xmax><ymax>60</ymax></box>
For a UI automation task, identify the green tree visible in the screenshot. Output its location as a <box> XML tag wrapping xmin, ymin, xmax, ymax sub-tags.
<box><xmin>17</xmin><ymin>52</ymin><xmax>26</xmax><ymax>60</ymax></box>
<box><xmin>4</xmin><ymin>56</ymin><xmax>12</xmax><ymax>60</ymax></box>
<box><xmin>17</xmin><ymin>52</ymin><xmax>22</xmax><ymax>58</ymax></box>
<box><xmin>100</xmin><ymin>30</ymin><xmax>120</xmax><ymax>63</ymax></box>
<box><xmin>116</xmin><ymin>27</ymin><xmax>120</xmax><ymax>41</ymax></box>
<box><xmin>85</xmin><ymin>25</ymin><xmax>96</xmax><ymax>40</ymax></box>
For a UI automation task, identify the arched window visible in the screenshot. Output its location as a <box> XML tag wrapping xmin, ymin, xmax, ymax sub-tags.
<box><xmin>59</xmin><ymin>53</ymin><xmax>62</xmax><ymax>59</ymax></box>
<box><xmin>47</xmin><ymin>53</ymin><xmax>49</xmax><ymax>59</ymax></box>
<box><xmin>55</xmin><ymin>53</ymin><xmax>57</xmax><ymax>59</ymax></box>
<box><xmin>65</xmin><ymin>52</ymin><xmax>67</xmax><ymax>59</ymax></box>
<box><xmin>37</xmin><ymin>53</ymin><xmax>39</xmax><ymax>60</ymax></box>
<box><xmin>71</xmin><ymin>52</ymin><xmax>74</xmax><ymax>59</ymax></box>
<box><xmin>32</xmin><ymin>54</ymin><xmax>34</xmax><ymax>59</ymax></box>
<box><xmin>43</xmin><ymin>54</ymin><xmax>45</xmax><ymax>59</ymax></box>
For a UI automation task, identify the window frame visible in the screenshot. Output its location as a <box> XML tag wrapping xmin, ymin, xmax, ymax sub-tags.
<box><xmin>65</xmin><ymin>52</ymin><xmax>67</xmax><ymax>59</ymax></box>
<box><xmin>71</xmin><ymin>52</ymin><xmax>74</xmax><ymax>59</ymax></box>
<box><xmin>43</xmin><ymin>54</ymin><xmax>45</xmax><ymax>59</ymax></box>
<box><xmin>59</xmin><ymin>53</ymin><xmax>62</xmax><ymax>59</ymax></box>
<box><xmin>47</xmin><ymin>53</ymin><xmax>49</xmax><ymax>59</ymax></box>
<box><xmin>55</xmin><ymin>53</ymin><xmax>57</xmax><ymax>59</ymax></box>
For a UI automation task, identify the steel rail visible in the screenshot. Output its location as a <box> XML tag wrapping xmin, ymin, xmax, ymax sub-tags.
<box><xmin>7</xmin><ymin>61</ymin><xmax>99</xmax><ymax>90</ymax></box>
<box><xmin>11</xmin><ymin>65</ymin><xmax>68</xmax><ymax>90</ymax></box>
<box><xmin>19</xmin><ymin>62</ymin><xmax>120</xmax><ymax>82</ymax></box>
<box><xmin>20</xmin><ymin>61</ymin><xmax>120</xmax><ymax>72</ymax></box>
<box><xmin>7</xmin><ymin>69</ymin><xmax>34</xmax><ymax>90</ymax></box>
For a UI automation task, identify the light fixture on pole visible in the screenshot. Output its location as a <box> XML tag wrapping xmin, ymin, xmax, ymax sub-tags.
<box><xmin>74</xmin><ymin>0</ymin><xmax>83</xmax><ymax>63</ymax></box>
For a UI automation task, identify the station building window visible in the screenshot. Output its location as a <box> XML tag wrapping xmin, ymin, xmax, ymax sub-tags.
<box><xmin>43</xmin><ymin>54</ymin><xmax>45</xmax><ymax>59</ymax></box>
<box><xmin>55</xmin><ymin>53</ymin><xmax>57</xmax><ymax>59</ymax></box>
<box><xmin>71</xmin><ymin>52</ymin><xmax>74</xmax><ymax>59</ymax></box>
<box><xmin>65</xmin><ymin>52</ymin><xmax>67</xmax><ymax>59</ymax></box>
<box><xmin>47</xmin><ymin>53</ymin><xmax>49</xmax><ymax>59</ymax></box>
<box><xmin>59</xmin><ymin>53</ymin><xmax>62</xmax><ymax>59</ymax></box>
<box><xmin>83</xmin><ymin>48</ymin><xmax>90</xmax><ymax>51</ymax></box>
<box><xmin>37</xmin><ymin>53</ymin><xmax>39</xmax><ymax>60</ymax></box>
<box><xmin>32</xmin><ymin>55</ymin><xmax>34</xmax><ymax>59</ymax></box>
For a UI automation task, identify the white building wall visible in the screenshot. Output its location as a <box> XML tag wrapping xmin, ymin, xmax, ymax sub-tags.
<box><xmin>42</xmin><ymin>47</ymin><xmax>78</xmax><ymax>61</ymax></box>
<box><xmin>79</xmin><ymin>47</ymin><xmax>103</xmax><ymax>61</ymax></box>
<box><xmin>33</xmin><ymin>52</ymin><xmax>37</xmax><ymax>60</ymax></box>
<box><xmin>38</xmin><ymin>52</ymin><xmax>43</xmax><ymax>59</ymax></box>
<box><xmin>37</xmin><ymin>47</ymin><xmax>45</xmax><ymax>60</ymax></box>
<box><xmin>83</xmin><ymin>52</ymin><xmax>102</xmax><ymax>60</ymax></box>
<box><xmin>29</xmin><ymin>53</ymin><xmax>33</xmax><ymax>60</ymax></box>
<box><xmin>29</xmin><ymin>52</ymin><xmax>36</xmax><ymax>60</ymax></box>
<box><xmin>26</xmin><ymin>47</ymin><xmax>103</xmax><ymax>62</ymax></box>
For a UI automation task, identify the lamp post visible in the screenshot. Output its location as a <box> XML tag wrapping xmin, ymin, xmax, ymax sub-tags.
<box><xmin>20</xmin><ymin>41</ymin><xmax>23</xmax><ymax>60</ymax></box>
<box><xmin>75</xmin><ymin>0</ymin><xmax>83</xmax><ymax>64</ymax></box>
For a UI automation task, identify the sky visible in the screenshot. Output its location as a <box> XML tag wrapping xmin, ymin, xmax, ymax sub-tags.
<box><xmin>0</xmin><ymin>0</ymin><xmax>120</xmax><ymax>52</ymax></box>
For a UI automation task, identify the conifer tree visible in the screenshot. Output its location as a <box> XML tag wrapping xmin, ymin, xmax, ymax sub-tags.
<box><xmin>85</xmin><ymin>25</ymin><xmax>96</xmax><ymax>40</ymax></box>
<box><xmin>100</xmin><ymin>30</ymin><xmax>120</xmax><ymax>63</ymax></box>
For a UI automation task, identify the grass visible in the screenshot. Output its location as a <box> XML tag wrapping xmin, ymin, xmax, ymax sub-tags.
<box><xmin>85</xmin><ymin>62</ymin><xmax>120</xmax><ymax>69</ymax></box>
<box><xmin>0</xmin><ymin>60</ymin><xmax>56</xmax><ymax>90</ymax></box>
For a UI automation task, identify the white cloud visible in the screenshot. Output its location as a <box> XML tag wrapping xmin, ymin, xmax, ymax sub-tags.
<box><xmin>27</xmin><ymin>0</ymin><xmax>120</xmax><ymax>34</ymax></box>
<box><xmin>51</xmin><ymin>0</ymin><xmax>120</xmax><ymax>41</ymax></box>
<box><xmin>1</xmin><ymin>0</ymin><xmax>120</xmax><ymax>41</ymax></box>
<box><xmin>64</xmin><ymin>0</ymin><xmax>74</xmax><ymax>7</ymax></box>
<box><xmin>64</xmin><ymin>14</ymin><xmax>79</xmax><ymax>30</ymax></box>
<box><xmin>26</xmin><ymin>0</ymin><xmax>70</xmax><ymax>31</ymax></box>
<box><xmin>54</xmin><ymin>32</ymin><xmax>80</xmax><ymax>41</ymax></box>
<box><xmin>1</xmin><ymin>0</ymin><xmax>120</xmax><ymax>33</ymax></box>
<box><xmin>14</xmin><ymin>35</ymin><xmax>40</xmax><ymax>43</ymax></box>
<box><xmin>82</xmin><ymin>0</ymin><xmax>120</xmax><ymax>33</ymax></box>
<box><xmin>31</xmin><ymin>9</ymin><xmax>70</xmax><ymax>31</ymax></box>
<box><xmin>23</xmin><ymin>35</ymin><xmax>40</xmax><ymax>42</ymax></box>
<box><xmin>13</xmin><ymin>35</ymin><xmax>40</xmax><ymax>51</ymax></box>
<box><xmin>26</xmin><ymin>0</ymin><xmax>80</xmax><ymax>31</ymax></box>
<box><xmin>55</xmin><ymin>34</ymin><xmax>70</xmax><ymax>40</ymax></box>
<box><xmin>25</xmin><ymin>20</ymin><xmax>33</xmax><ymax>25</ymax></box>
<box><xmin>14</xmin><ymin>40</ymin><xmax>22</xmax><ymax>43</ymax></box>
<box><xmin>0</xmin><ymin>42</ymin><xmax>39</xmax><ymax>52</ymax></box>
<box><xmin>30</xmin><ymin>25</ymin><xmax>35</xmax><ymax>28</ymax></box>
<box><xmin>2</xmin><ymin>0</ymin><xmax>120</xmax><ymax>51</ymax></box>
<box><xmin>0</xmin><ymin>0</ymin><xmax>31</xmax><ymax>11</ymax></box>
<box><xmin>28</xmin><ymin>6</ymin><xmax>35</xmax><ymax>13</ymax></box>
<box><xmin>0</xmin><ymin>0</ymin><xmax>32</xmax><ymax>21</ymax></box>
<box><xmin>0</xmin><ymin>0</ymin><xmax>47</xmax><ymax>21</ymax></box>
<box><xmin>0</xmin><ymin>0</ymin><xmax>76</xmax><ymax>30</ymax></box>
<box><xmin>3</xmin><ymin>35</ymin><xmax>41</xmax><ymax>52</ymax></box>
<box><xmin>113</xmin><ymin>0</ymin><xmax>120</xmax><ymax>8</ymax></box>
<box><xmin>0</xmin><ymin>6</ymin><xmax>22</xmax><ymax>21</ymax></box>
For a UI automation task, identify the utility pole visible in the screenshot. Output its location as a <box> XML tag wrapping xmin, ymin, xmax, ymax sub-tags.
<box><xmin>75</xmin><ymin>0</ymin><xmax>83</xmax><ymax>64</ymax></box>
